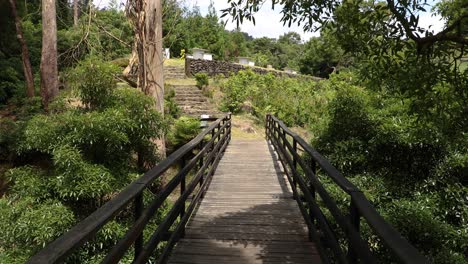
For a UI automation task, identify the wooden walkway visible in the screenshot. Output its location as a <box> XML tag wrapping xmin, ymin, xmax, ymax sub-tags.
<box><xmin>168</xmin><ymin>139</ymin><xmax>321</xmax><ymax>264</ymax></box>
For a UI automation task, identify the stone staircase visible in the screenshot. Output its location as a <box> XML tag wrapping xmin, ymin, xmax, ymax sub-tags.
<box><xmin>164</xmin><ymin>66</ymin><xmax>186</xmax><ymax>79</ymax></box>
<box><xmin>169</xmin><ymin>84</ymin><xmax>223</xmax><ymax>117</ymax></box>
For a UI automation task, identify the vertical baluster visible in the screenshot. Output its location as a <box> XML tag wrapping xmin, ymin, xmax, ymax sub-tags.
<box><xmin>347</xmin><ymin>199</ymin><xmax>360</xmax><ymax>263</ymax></box>
<box><xmin>180</xmin><ymin>155</ymin><xmax>186</xmax><ymax>238</ymax></box>
<box><xmin>199</xmin><ymin>140</ymin><xmax>204</xmax><ymax>188</ymax></box>
<box><xmin>292</xmin><ymin>139</ymin><xmax>297</xmax><ymax>200</ymax></box>
<box><xmin>308</xmin><ymin>159</ymin><xmax>317</xmax><ymax>241</ymax></box>
<box><xmin>282</xmin><ymin>129</ymin><xmax>287</xmax><ymax>150</ymax></box>
<box><xmin>134</xmin><ymin>193</ymin><xmax>143</xmax><ymax>260</ymax></box>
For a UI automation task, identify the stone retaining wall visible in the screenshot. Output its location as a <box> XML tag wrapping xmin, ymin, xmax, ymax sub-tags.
<box><xmin>185</xmin><ymin>58</ymin><xmax>321</xmax><ymax>81</ymax></box>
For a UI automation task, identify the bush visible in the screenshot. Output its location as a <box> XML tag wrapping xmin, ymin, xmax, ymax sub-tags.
<box><xmin>194</xmin><ymin>73</ymin><xmax>209</xmax><ymax>89</ymax></box>
<box><xmin>382</xmin><ymin>199</ymin><xmax>467</xmax><ymax>262</ymax></box>
<box><xmin>164</xmin><ymin>88</ymin><xmax>181</xmax><ymax>118</ymax></box>
<box><xmin>167</xmin><ymin>116</ymin><xmax>200</xmax><ymax>150</ymax></box>
<box><xmin>1</xmin><ymin>66</ymin><xmax>166</xmax><ymax>261</ymax></box>
<box><xmin>0</xmin><ymin>198</ymin><xmax>75</xmax><ymax>261</ymax></box>
<box><xmin>0</xmin><ymin>54</ymin><xmax>23</xmax><ymax>104</ymax></box>
<box><xmin>69</xmin><ymin>57</ymin><xmax>119</xmax><ymax>110</ymax></box>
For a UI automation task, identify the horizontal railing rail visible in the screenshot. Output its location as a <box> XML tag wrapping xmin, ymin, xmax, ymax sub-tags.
<box><xmin>28</xmin><ymin>113</ymin><xmax>232</xmax><ymax>264</ymax></box>
<box><xmin>265</xmin><ymin>114</ymin><xmax>428</xmax><ymax>264</ymax></box>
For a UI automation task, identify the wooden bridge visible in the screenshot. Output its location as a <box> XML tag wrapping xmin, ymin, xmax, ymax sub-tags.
<box><xmin>28</xmin><ymin>114</ymin><xmax>428</xmax><ymax>264</ymax></box>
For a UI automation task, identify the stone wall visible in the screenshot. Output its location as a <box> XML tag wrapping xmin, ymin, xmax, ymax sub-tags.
<box><xmin>185</xmin><ymin>59</ymin><xmax>321</xmax><ymax>81</ymax></box>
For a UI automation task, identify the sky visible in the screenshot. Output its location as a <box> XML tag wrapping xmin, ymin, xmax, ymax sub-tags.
<box><xmin>93</xmin><ymin>0</ymin><xmax>445</xmax><ymax>42</ymax></box>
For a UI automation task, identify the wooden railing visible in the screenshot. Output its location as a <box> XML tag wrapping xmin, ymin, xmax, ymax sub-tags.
<box><xmin>266</xmin><ymin>114</ymin><xmax>428</xmax><ymax>264</ymax></box>
<box><xmin>28</xmin><ymin>114</ymin><xmax>232</xmax><ymax>264</ymax></box>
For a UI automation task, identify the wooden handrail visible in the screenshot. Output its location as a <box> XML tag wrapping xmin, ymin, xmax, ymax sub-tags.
<box><xmin>28</xmin><ymin>113</ymin><xmax>232</xmax><ymax>264</ymax></box>
<box><xmin>266</xmin><ymin>114</ymin><xmax>428</xmax><ymax>264</ymax></box>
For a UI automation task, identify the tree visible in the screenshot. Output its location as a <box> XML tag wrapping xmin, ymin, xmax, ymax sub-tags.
<box><xmin>73</xmin><ymin>0</ymin><xmax>79</xmax><ymax>26</ymax></box>
<box><xmin>40</xmin><ymin>0</ymin><xmax>59</xmax><ymax>109</ymax></box>
<box><xmin>127</xmin><ymin>0</ymin><xmax>166</xmax><ymax>157</ymax></box>
<box><xmin>222</xmin><ymin>0</ymin><xmax>467</xmax><ymax>48</ymax></box>
<box><xmin>299</xmin><ymin>27</ymin><xmax>350</xmax><ymax>78</ymax></box>
<box><xmin>9</xmin><ymin>0</ymin><xmax>35</xmax><ymax>97</ymax></box>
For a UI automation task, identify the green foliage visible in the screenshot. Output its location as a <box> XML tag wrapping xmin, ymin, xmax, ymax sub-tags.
<box><xmin>1</xmin><ymin>58</ymin><xmax>166</xmax><ymax>260</ymax></box>
<box><xmin>168</xmin><ymin>116</ymin><xmax>200</xmax><ymax>150</ymax></box>
<box><xmin>0</xmin><ymin>53</ymin><xmax>23</xmax><ymax>104</ymax></box>
<box><xmin>0</xmin><ymin>198</ymin><xmax>75</xmax><ymax>261</ymax></box>
<box><xmin>221</xmin><ymin>70</ymin><xmax>334</xmax><ymax>132</ymax></box>
<box><xmin>299</xmin><ymin>27</ymin><xmax>350</xmax><ymax>77</ymax></box>
<box><xmin>0</xmin><ymin>118</ymin><xmax>21</xmax><ymax>162</ymax></box>
<box><xmin>69</xmin><ymin>58</ymin><xmax>119</xmax><ymax>110</ymax></box>
<box><xmin>164</xmin><ymin>88</ymin><xmax>181</xmax><ymax>118</ymax></box>
<box><xmin>194</xmin><ymin>73</ymin><xmax>209</xmax><ymax>89</ymax></box>
<box><xmin>382</xmin><ymin>199</ymin><xmax>467</xmax><ymax>263</ymax></box>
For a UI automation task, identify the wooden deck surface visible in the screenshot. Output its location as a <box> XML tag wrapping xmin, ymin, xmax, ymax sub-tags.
<box><xmin>168</xmin><ymin>139</ymin><xmax>321</xmax><ymax>264</ymax></box>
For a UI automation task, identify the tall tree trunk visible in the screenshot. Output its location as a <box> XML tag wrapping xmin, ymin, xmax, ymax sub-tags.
<box><xmin>40</xmin><ymin>0</ymin><xmax>59</xmax><ymax>109</ymax></box>
<box><xmin>73</xmin><ymin>0</ymin><xmax>78</xmax><ymax>26</ymax></box>
<box><xmin>9</xmin><ymin>0</ymin><xmax>35</xmax><ymax>97</ymax></box>
<box><xmin>129</xmin><ymin>0</ymin><xmax>166</xmax><ymax>158</ymax></box>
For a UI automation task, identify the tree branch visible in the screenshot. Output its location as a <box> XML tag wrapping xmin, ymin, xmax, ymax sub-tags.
<box><xmin>387</xmin><ymin>0</ymin><xmax>468</xmax><ymax>48</ymax></box>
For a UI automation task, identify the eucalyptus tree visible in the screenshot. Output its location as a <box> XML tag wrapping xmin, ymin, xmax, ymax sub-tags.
<box><xmin>126</xmin><ymin>0</ymin><xmax>166</xmax><ymax>156</ymax></box>
<box><xmin>8</xmin><ymin>0</ymin><xmax>35</xmax><ymax>97</ymax></box>
<box><xmin>40</xmin><ymin>0</ymin><xmax>59</xmax><ymax>109</ymax></box>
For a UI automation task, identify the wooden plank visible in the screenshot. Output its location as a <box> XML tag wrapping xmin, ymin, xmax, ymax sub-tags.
<box><xmin>167</xmin><ymin>139</ymin><xmax>321</xmax><ymax>264</ymax></box>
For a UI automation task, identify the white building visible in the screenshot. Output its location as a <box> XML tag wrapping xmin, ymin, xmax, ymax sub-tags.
<box><xmin>192</xmin><ymin>48</ymin><xmax>209</xmax><ymax>60</ymax></box>
<box><xmin>237</xmin><ymin>57</ymin><xmax>250</xmax><ymax>65</ymax></box>
<box><xmin>191</xmin><ymin>48</ymin><xmax>212</xmax><ymax>61</ymax></box>
<box><xmin>203</xmin><ymin>53</ymin><xmax>213</xmax><ymax>61</ymax></box>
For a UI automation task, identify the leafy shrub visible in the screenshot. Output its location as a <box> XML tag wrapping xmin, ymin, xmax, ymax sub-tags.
<box><xmin>69</xmin><ymin>57</ymin><xmax>119</xmax><ymax>110</ymax></box>
<box><xmin>220</xmin><ymin>69</ymin><xmax>334</xmax><ymax>131</ymax></box>
<box><xmin>164</xmin><ymin>88</ymin><xmax>181</xmax><ymax>118</ymax></box>
<box><xmin>167</xmin><ymin>116</ymin><xmax>200</xmax><ymax>150</ymax></box>
<box><xmin>382</xmin><ymin>199</ymin><xmax>467</xmax><ymax>262</ymax></box>
<box><xmin>0</xmin><ymin>118</ymin><xmax>20</xmax><ymax>162</ymax></box>
<box><xmin>0</xmin><ymin>198</ymin><xmax>75</xmax><ymax>261</ymax></box>
<box><xmin>1</xmin><ymin>61</ymin><xmax>166</xmax><ymax>261</ymax></box>
<box><xmin>0</xmin><ymin>54</ymin><xmax>23</xmax><ymax>104</ymax></box>
<box><xmin>194</xmin><ymin>73</ymin><xmax>209</xmax><ymax>89</ymax></box>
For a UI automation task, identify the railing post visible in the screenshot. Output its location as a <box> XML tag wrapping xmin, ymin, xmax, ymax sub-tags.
<box><xmin>347</xmin><ymin>199</ymin><xmax>360</xmax><ymax>263</ymax></box>
<box><xmin>308</xmin><ymin>159</ymin><xmax>317</xmax><ymax>241</ymax></box>
<box><xmin>134</xmin><ymin>193</ymin><xmax>143</xmax><ymax>260</ymax></box>
<box><xmin>292</xmin><ymin>139</ymin><xmax>298</xmax><ymax>200</ymax></box>
<box><xmin>282</xmin><ymin>129</ymin><xmax>287</xmax><ymax>149</ymax></box>
<box><xmin>199</xmin><ymin>141</ymin><xmax>204</xmax><ymax>189</ymax></box>
<box><xmin>228</xmin><ymin>113</ymin><xmax>232</xmax><ymax>141</ymax></box>
<box><xmin>180</xmin><ymin>155</ymin><xmax>186</xmax><ymax>238</ymax></box>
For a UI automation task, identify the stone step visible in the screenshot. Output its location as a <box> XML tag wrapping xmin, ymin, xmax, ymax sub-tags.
<box><xmin>165</xmin><ymin>76</ymin><xmax>186</xmax><ymax>79</ymax></box>
<box><xmin>176</xmin><ymin>100</ymin><xmax>209</xmax><ymax>105</ymax></box>
<box><xmin>174</xmin><ymin>92</ymin><xmax>204</xmax><ymax>97</ymax></box>
<box><xmin>173</xmin><ymin>91</ymin><xmax>204</xmax><ymax>95</ymax></box>
<box><xmin>174</xmin><ymin>90</ymin><xmax>202</xmax><ymax>95</ymax></box>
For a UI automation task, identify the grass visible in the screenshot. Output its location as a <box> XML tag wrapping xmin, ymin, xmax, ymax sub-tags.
<box><xmin>165</xmin><ymin>78</ymin><xmax>196</xmax><ymax>86</ymax></box>
<box><xmin>164</xmin><ymin>58</ymin><xmax>185</xmax><ymax>67</ymax></box>
<box><xmin>230</xmin><ymin>114</ymin><xmax>265</xmax><ymax>140</ymax></box>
